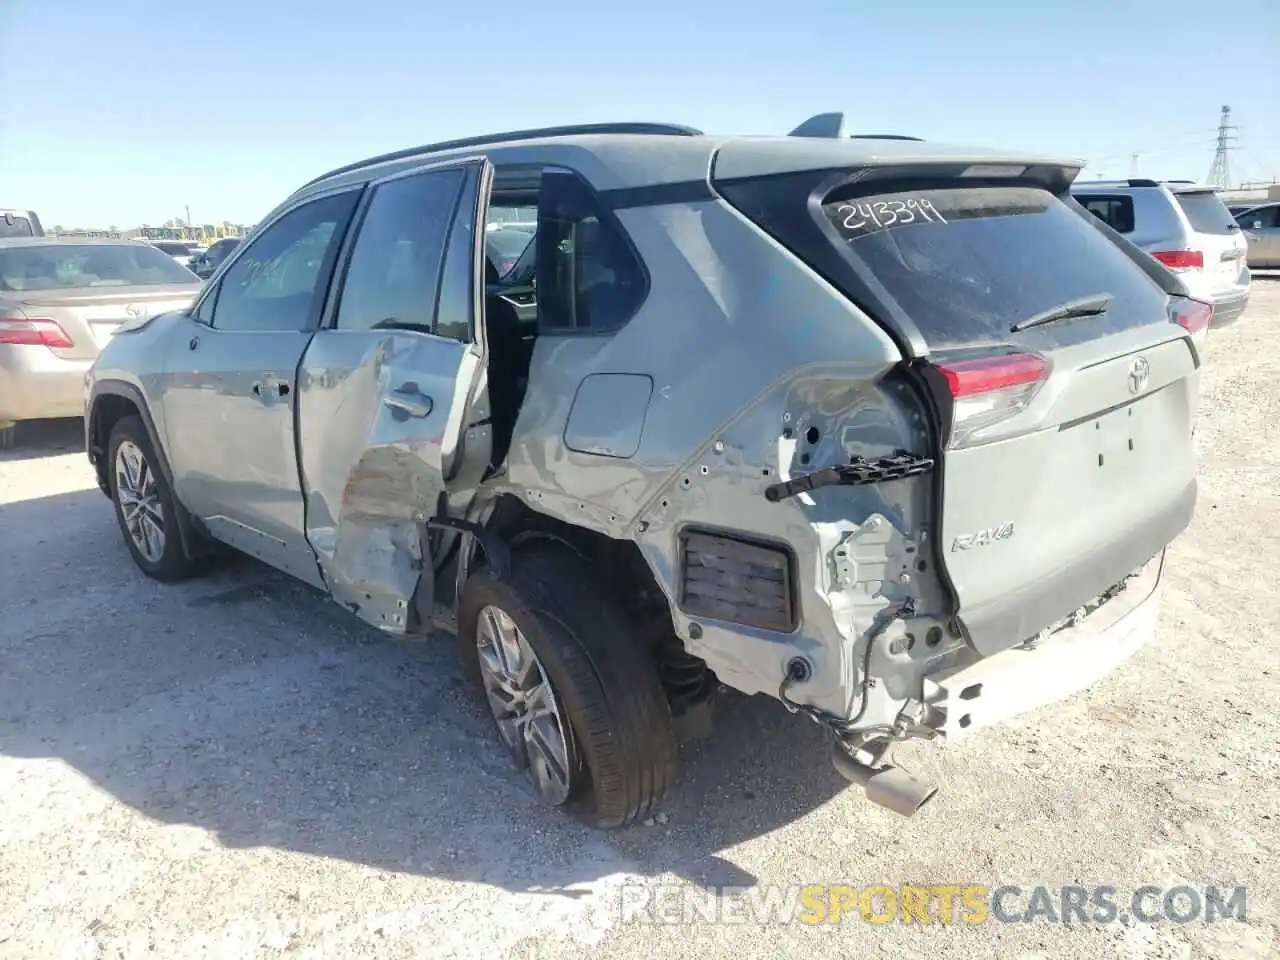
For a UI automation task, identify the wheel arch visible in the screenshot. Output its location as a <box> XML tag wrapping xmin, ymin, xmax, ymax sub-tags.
<box><xmin>87</xmin><ymin>379</ymin><xmax>202</xmax><ymax>560</ymax></box>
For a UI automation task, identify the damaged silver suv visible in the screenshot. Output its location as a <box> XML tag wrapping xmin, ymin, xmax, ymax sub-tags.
<box><xmin>84</xmin><ymin>113</ymin><xmax>1208</xmax><ymax>825</ymax></box>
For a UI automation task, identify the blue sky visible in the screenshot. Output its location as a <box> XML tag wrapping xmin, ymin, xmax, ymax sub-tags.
<box><xmin>2</xmin><ymin>0</ymin><xmax>1276</xmax><ymax>228</ymax></box>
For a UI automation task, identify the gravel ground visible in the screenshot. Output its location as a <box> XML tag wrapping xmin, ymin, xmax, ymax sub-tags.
<box><xmin>1</xmin><ymin>282</ymin><xmax>1277</xmax><ymax>960</ymax></box>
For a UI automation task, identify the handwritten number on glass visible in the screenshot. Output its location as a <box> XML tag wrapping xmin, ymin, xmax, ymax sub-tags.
<box><xmin>836</xmin><ymin>197</ymin><xmax>948</xmax><ymax>234</ymax></box>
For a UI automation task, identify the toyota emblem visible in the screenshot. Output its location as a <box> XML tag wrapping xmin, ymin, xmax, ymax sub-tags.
<box><xmin>1127</xmin><ymin>356</ymin><xmax>1151</xmax><ymax>395</ymax></box>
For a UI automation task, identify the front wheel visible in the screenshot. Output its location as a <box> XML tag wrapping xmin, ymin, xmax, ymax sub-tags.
<box><xmin>458</xmin><ymin>542</ymin><xmax>679</xmax><ymax>827</ymax></box>
<box><xmin>107</xmin><ymin>415</ymin><xmax>200</xmax><ymax>582</ymax></box>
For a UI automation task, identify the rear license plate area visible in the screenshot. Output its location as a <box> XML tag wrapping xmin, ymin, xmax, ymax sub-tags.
<box><xmin>89</xmin><ymin>321</ymin><xmax>122</xmax><ymax>349</ymax></box>
<box><xmin>1076</xmin><ymin>396</ymin><xmax>1163</xmax><ymax>493</ymax></box>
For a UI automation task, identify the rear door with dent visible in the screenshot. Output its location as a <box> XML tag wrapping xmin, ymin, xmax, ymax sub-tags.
<box><xmin>296</xmin><ymin>156</ymin><xmax>494</xmax><ymax>632</ymax></box>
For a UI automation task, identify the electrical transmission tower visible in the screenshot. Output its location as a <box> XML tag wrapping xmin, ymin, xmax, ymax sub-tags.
<box><xmin>1206</xmin><ymin>105</ymin><xmax>1236</xmax><ymax>189</ymax></box>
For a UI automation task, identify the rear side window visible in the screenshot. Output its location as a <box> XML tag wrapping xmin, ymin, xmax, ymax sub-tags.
<box><xmin>0</xmin><ymin>215</ymin><xmax>33</xmax><ymax>238</ymax></box>
<box><xmin>1174</xmin><ymin>191</ymin><xmax>1238</xmax><ymax>236</ymax></box>
<box><xmin>1074</xmin><ymin>194</ymin><xmax>1135</xmax><ymax>234</ymax></box>
<box><xmin>333</xmin><ymin>168</ymin><xmax>463</xmax><ymax>333</ymax></box>
<box><xmin>535</xmin><ymin>170</ymin><xmax>648</xmax><ymax>332</ymax></box>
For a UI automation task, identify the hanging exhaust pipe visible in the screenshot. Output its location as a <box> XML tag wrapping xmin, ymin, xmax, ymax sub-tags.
<box><xmin>831</xmin><ymin>740</ymin><xmax>938</xmax><ymax>817</ymax></box>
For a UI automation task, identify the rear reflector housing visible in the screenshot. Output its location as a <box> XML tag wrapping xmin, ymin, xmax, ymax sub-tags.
<box><xmin>0</xmin><ymin>317</ymin><xmax>74</xmax><ymax>348</ymax></box>
<box><xmin>932</xmin><ymin>351</ymin><xmax>1050</xmax><ymax>447</ymax></box>
<box><xmin>1151</xmin><ymin>249</ymin><xmax>1204</xmax><ymax>271</ymax></box>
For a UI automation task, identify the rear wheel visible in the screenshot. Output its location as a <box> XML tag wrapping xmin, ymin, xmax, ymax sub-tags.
<box><xmin>458</xmin><ymin>542</ymin><xmax>679</xmax><ymax>827</ymax></box>
<box><xmin>107</xmin><ymin>415</ymin><xmax>200</xmax><ymax>582</ymax></box>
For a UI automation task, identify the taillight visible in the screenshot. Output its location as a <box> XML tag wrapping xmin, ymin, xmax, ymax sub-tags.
<box><xmin>0</xmin><ymin>317</ymin><xmax>74</xmax><ymax>348</ymax></box>
<box><xmin>1170</xmin><ymin>297</ymin><xmax>1213</xmax><ymax>337</ymax></box>
<box><xmin>931</xmin><ymin>351</ymin><xmax>1050</xmax><ymax>447</ymax></box>
<box><xmin>1151</xmin><ymin>249</ymin><xmax>1204</xmax><ymax>270</ymax></box>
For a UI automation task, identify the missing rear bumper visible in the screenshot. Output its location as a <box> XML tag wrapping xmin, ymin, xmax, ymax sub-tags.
<box><xmin>926</xmin><ymin>554</ymin><xmax>1164</xmax><ymax>740</ymax></box>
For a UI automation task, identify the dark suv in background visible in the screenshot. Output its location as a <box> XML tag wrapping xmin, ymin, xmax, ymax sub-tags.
<box><xmin>189</xmin><ymin>236</ymin><xmax>242</xmax><ymax>279</ymax></box>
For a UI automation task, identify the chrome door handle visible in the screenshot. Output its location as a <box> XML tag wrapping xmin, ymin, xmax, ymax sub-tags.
<box><xmin>384</xmin><ymin>385</ymin><xmax>433</xmax><ymax>419</ymax></box>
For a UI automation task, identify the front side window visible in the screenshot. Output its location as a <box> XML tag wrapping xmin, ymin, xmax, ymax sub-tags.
<box><xmin>333</xmin><ymin>168</ymin><xmax>464</xmax><ymax>333</ymax></box>
<box><xmin>1239</xmin><ymin>205</ymin><xmax>1280</xmax><ymax>230</ymax></box>
<box><xmin>0</xmin><ymin>243</ymin><xmax>196</xmax><ymax>292</ymax></box>
<box><xmin>210</xmin><ymin>192</ymin><xmax>358</xmax><ymax>332</ymax></box>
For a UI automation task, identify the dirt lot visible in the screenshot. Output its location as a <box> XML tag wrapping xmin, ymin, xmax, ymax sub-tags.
<box><xmin>1</xmin><ymin>283</ymin><xmax>1277</xmax><ymax>960</ymax></box>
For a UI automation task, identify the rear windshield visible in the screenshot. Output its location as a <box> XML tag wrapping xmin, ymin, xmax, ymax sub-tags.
<box><xmin>0</xmin><ymin>216</ymin><xmax>34</xmax><ymax>238</ymax></box>
<box><xmin>815</xmin><ymin>185</ymin><xmax>1168</xmax><ymax>349</ymax></box>
<box><xmin>1174</xmin><ymin>191</ymin><xmax>1239</xmax><ymax>236</ymax></box>
<box><xmin>0</xmin><ymin>244</ymin><xmax>197</xmax><ymax>292</ymax></box>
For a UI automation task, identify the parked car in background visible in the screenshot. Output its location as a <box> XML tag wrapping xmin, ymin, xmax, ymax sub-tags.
<box><xmin>1</xmin><ymin>209</ymin><xmax>45</xmax><ymax>238</ymax></box>
<box><xmin>1234</xmin><ymin>203</ymin><xmax>1280</xmax><ymax>268</ymax></box>
<box><xmin>0</xmin><ymin>238</ymin><xmax>202</xmax><ymax>448</ymax></box>
<box><xmin>188</xmin><ymin>236</ymin><xmax>242</xmax><ymax>279</ymax></box>
<box><xmin>149</xmin><ymin>240</ymin><xmax>199</xmax><ymax>270</ymax></box>
<box><xmin>1072</xmin><ymin>179</ymin><xmax>1250</xmax><ymax>325</ymax></box>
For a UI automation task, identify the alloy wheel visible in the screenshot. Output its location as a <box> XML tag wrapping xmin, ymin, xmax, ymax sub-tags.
<box><xmin>114</xmin><ymin>440</ymin><xmax>166</xmax><ymax>564</ymax></box>
<box><xmin>475</xmin><ymin>604</ymin><xmax>574</xmax><ymax>804</ymax></box>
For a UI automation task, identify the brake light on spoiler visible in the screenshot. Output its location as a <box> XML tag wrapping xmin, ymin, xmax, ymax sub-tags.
<box><xmin>930</xmin><ymin>351</ymin><xmax>1050</xmax><ymax>448</ymax></box>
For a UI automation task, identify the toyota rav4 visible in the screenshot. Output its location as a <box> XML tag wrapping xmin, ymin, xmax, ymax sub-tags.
<box><xmin>84</xmin><ymin>113</ymin><xmax>1208</xmax><ymax>826</ymax></box>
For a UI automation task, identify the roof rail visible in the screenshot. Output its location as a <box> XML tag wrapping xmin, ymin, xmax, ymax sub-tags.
<box><xmin>300</xmin><ymin>121</ymin><xmax>703</xmax><ymax>189</ymax></box>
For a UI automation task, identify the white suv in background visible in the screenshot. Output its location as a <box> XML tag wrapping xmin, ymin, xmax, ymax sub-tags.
<box><xmin>1072</xmin><ymin>179</ymin><xmax>1251</xmax><ymax>325</ymax></box>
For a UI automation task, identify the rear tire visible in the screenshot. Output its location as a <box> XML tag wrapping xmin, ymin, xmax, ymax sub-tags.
<box><xmin>458</xmin><ymin>541</ymin><xmax>679</xmax><ymax>827</ymax></box>
<box><xmin>107</xmin><ymin>415</ymin><xmax>200</xmax><ymax>582</ymax></box>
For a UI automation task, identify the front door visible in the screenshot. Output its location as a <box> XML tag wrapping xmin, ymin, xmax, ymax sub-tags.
<box><xmin>161</xmin><ymin>188</ymin><xmax>362</xmax><ymax>585</ymax></box>
<box><xmin>296</xmin><ymin>157</ymin><xmax>494</xmax><ymax>631</ymax></box>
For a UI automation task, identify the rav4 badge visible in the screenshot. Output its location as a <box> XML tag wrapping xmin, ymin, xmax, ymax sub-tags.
<box><xmin>951</xmin><ymin>522</ymin><xmax>1015</xmax><ymax>551</ymax></box>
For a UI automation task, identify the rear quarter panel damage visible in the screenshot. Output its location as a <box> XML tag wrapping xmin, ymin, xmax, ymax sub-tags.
<box><xmin>491</xmin><ymin>198</ymin><xmax>956</xmax><ymax>719</ymax></box>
